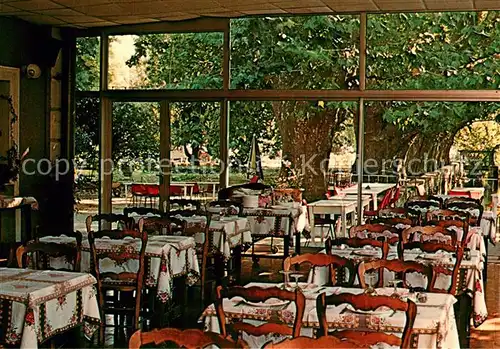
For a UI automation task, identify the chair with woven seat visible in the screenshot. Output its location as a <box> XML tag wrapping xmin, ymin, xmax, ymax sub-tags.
<box><xmin>88</xmin><ymin>219</ymin><xmax>147</xmax><ymax>344</ymax></box>
<box><xmin>129</xmin><ymin>327</ymin><xmax>247</xmax><ymax>349</ymax></box>
<box><xmin>358</xmin><ymin>259</ymin><xmax>432</xmax><ymax>290</ymax></box>
<box><xmin>316</xmin><ymin>292</ymin><xmax>417</xmax><ymax>349</ymax></box>
<box><xmin>264</xmin><ymin>335</ymin><xmax>359</xmax><ymax>348</ymax></box>
<box><xmin>284</xmin><ymin>252</ymin><xmax>355</xmax><ymax>287</ymax></box>
<box><xmin>215</xmin><ymin>285</ymin><xmax>306</xmax><ymax>340</ymax></box>
<box><xmin>16</xmin><ymin>232</ymin><xmax>82</xmax><ymax>271</ymax></box>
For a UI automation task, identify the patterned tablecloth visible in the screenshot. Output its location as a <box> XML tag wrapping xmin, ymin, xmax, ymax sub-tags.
<box><xmin>201</xmin><ymin>282</ymin><xmax>460</xmax><ymax>349</ymax></box>
<box><xmin>177</xmin><ymin>215</ymin><xmax>252</xmax><ymax>260</ymax></box>
<box><xmin>482</xmin><ymin>211</ymin><xmax>497</xmax><ymax>243</ymax></box>
<box><xmin>38</xmin><ymin>234</ymin><xmax>199</xmax><ymax>303</ymax></box>
<box><xmin>0</xmin><ymin>268</ymin><xmax>100</xmax><ymax>349</ymax></box>
<box><xmin>308</xmin><ymin>245</ymin><xmax>487</xmax><ymax>327</ymax></box>
<box><xmin>243</xmin><ymin>205</ymin><xmax>309</xmax><ymax>236</ymax></box>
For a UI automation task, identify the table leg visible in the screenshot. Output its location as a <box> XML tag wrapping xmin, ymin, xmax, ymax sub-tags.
<box><xmin>284</xmin><ymin>235</ymin><xmax>290</xmax><ymax>258</ymax></box>
<box><xmin>308</xmin><ymin>206</ymin><xmax>315</xmax><ymax>242</ymax></box>
<box><xmin>232</xmin><ymin>245</ymin><xmax>242</xmax><ymax>285</ymax></box>
<box><xmin>341</xmin><ymin>207</ymin><xmax>347</xmax><ymax>238</ymax></box>
<box><xmin>372</xmin><ymin>193</ymin><xmax>378</xmax><ymax>210</ymax></box>
<box><xmin>295</xmin><ymin>229</ymin><xmax>301</xmax><ymax>255</ymax></box>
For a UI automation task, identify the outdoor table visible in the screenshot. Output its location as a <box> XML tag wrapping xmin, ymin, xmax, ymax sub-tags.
<box><xmin>0</xmin><ymin>268</ymin><xmax>100</xmax><ymax>349</ymax></box>
<box><xmin>338</xmin><ymin>183</ymin><xmax>396</xmax><ymax>210</ymax></box>
<box><xmin>308</xmin><ymin>200</ymin><xmax>358</xmax><ymax>240</ymax></box>
<box><xmin>201</xmin><ymin>282</ymin><xmax>460</xmax><ymax>349</ymax></box>
<box><xmin>449</xmin><ymin>187</ymin><xmax>485</xmax><ymax>200</ymax></box>
<box><xmin>38</xmin><ymin>234</ymin><xmax>199</xmax><ymax>302</ymax></box>
<box><xmin>308</xmin><ymin>245</ymin><xmax>487</xmax><ymax>327</ymax></box>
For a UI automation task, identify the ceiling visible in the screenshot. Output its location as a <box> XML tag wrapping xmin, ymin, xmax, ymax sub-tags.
<box><xmin>0</xmin><ymin>0</ymin><xmax>498</xmax><ymax>28</ymax></box>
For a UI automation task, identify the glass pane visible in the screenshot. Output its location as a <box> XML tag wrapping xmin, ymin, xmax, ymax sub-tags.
<box><xmin>170</xmin><ymin>102</ymin><xmax>220</xmax><ymax>201</ymax></box>
<box><xmin>367</xmin><ymin>12</ymin><xmax>500</xmax><ymax>90</ymax></box>
<box><xmin>361</xmin><ymin>101</ymin><xmax>500</xmax><ymax>202</ymax></box>
<box><xmin>228</xmin><ymin>100</ymin><xmax>356</xmax><ymax>201</ymax></box>
<box><xmin>75</xmin><ymin>37</ymin><xmax>100</xmax><ymax>91</ymax></box>
<box><xmin>74</xmin><ymin>97</ymin><xmax>99</xmax><ymax>231</ymax></box>
<box><xmin>108</xmin><ymin>33</ymin><xmax>223</xmax><ymax>89</ymax></box>
<box><xmin>230</xmin><ymin>15</ymin><xmax>360</xmax><ymax>89</ymax></box>
<box><xmin>111</xmin><ymin>102</ymin><xmax>160</xmax><ymax>214</ymax></box>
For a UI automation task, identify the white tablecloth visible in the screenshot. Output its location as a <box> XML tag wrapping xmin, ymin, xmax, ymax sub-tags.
<box><xmin>0</xmin><ymin>268</ymin><xmax>100</xmax><ymax>349</ymax></box>
<box><xmin>201</xmin><ymin>282</ymin><xmax>460</xmax><ymax>349</ymax></box>
<box><xmin>244</xmin><ymin>205</ymin><xmax>309</xmax><ymax>236</ymax></box>
<box><xmin>38</xmin><ymin>234</ymin><xmax>199</xmax><ymax>302</ymax></box>
<box><xmin>308</xmin><ymin>246</ymin><xmax>487</xmax><ymax>327</ymax></box>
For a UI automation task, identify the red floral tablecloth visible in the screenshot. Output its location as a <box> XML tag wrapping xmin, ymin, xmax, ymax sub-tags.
<box><xmin>0</xmin><ymin>268</ymin><xmax>100</xmax><ymax>349</ymax></box>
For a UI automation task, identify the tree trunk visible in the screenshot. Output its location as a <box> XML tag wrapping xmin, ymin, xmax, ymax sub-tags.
<box><xmin>273</xmin><ymin>101</ymin><xmax>348</xmax><ymax>201</ymax></box>
<box><xmin>405</xmin><ymin>133</ymin><xmax>454</xmax><ymax>175</ymax></box>
<box><xmin>359</xmin><ymin>103</ymin><xmax>415</xmax><ymax>175</ymax></box>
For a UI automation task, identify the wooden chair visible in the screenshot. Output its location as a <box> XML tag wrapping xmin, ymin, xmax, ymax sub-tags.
<box><xmin>405</xmin><ymin>199</ymin><xmax>442</xmax><ymax>224</ymax></box>
<box><xmin>167</xmin><ymin>209</ymin><xmax>200</xmax><ymax>217</ymax></box>
<box><xmin>444</xmin><ymin>199</ymin><xmax>484</xmax><ymax>226</ymax></box>
<box><xmin>264</xmin><ymin>336</ymin><xmax>359</xmax><ymax>349</ymax></box>
<box><xmin>17</xmin><ymin>232</ymin><xmax>82</xmax><ymax>271</ymax></box>
<box><xmin>426</xmin><ymin>209</ymin><xmax>469</xmax><ymax>223</ymax></box>
<box><xmin>284</xmin><ymin>253</ymin><xmax>355</xmax><ymax>287</ymax></box>
<box><xmin>142</xmin><ymin>216</ymin><xmax>186</xmax><ymax>235</ymax></box>
<box><xmin>86</xmin><ymin>213</ymin><xmax>135</xmax><ymax>232</ymax></box>
<box><xmin>370</xmin><ymin>216</ymin><xmax>414</xmax><ymax>227</ymax></box>
<box><xmin>169</xmin><ymin>199</ymin><xmax>202</xmax><ymax>211</ymax></box>
<box><xmin>349</xmin><ymin>224</ymin><xmax>400</xmax><ymax>242</ymax></box>
<box><xmin>183</xmin><ymin>214</ymin><xmax>220</xmax><ymax>306</ymax></box>
<box><xmin>215</xmin><ymin>285</ymin><xmax>306</xmax><ymax>339</ymax></box>
<box><xmin>88</xmin><ymin>219</ymin><xmax>147</xmax><ymax>344</ymax></box>
<box><xmin>316</xmin><ymin>292</ymin><xmax>417</xmax><ymax>349</ymax></box>
<box><xmin>326</xmin><ymin>237</ymin><xmax>391</xmax><ymax>258</ymax></box>
<box><xmin>129</xmin><ymin>328</ymin><xmax>247</xmax><ymax>349</ymax></box>
<box><xmin>207</xmin><ymin>200</ymin><xmax>244</xmax><ymax>217</ymax></box>
<box><xmin>358</xmin><ymin>259</ymin><xmax>432</xmax><ymax>290</ymax></box>
<box><xmin>378</xmin><ymin>207</ymin><xmax>407</xmax><ymax>218</ymax></box>
<box><xmin>401</xmin><ymin>225</ymin><xmax>458</xmax><ymax>245</ymax></box>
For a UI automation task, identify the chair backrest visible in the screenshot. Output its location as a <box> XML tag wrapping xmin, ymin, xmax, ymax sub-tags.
<box><xmin>316</xmin><ymin>292</ymin><xmax>417</xmax><ymax>349</ymax></box>
<box><xmin>207</xmin><ymin>200</ymin><xmax>244</xmax><ymax>216</ymax></box>
<box><xmin>401</xmin><ymin>225</ymin><xmax>457</xmax><ymax>245</ymax></box>
<box><xmin>447</xmin><ymin>190</ymin><xmax>472</xmax><ymax>198</ymax></box>
<box><xmin>378</xmin><ymin>188</ymin><xmax>395</xmax><ymax>210</ymax></box>
<box><xmin>378</xmin><ymin>207</ymin><xmax>407</xmax><ymax>218</ymax></box>
<box><xmin>284</xmin><ymin>252</ymin><xmax>355</xmax><ymax>287</ymax></box>
<box><xmin>349</xmin><ymin>224</ymin><xmax>399</xmax><ymax>242</ymax></box>
<box><xmin>326</xmin><ymin>237</ymin><xmax>391</xmax><ymax>258</ymax></box>
<box><xmin>405</xmin><ymin>199</ymin><xmax>442</xmax><ymax>223</ymax></box>
<box><xmin>426</xmin><ymin>209</ymin><xmax>469</xmax><ymax>223</ymax></box>
<box><xmin>370</xmin><ymin>216</ymin><xmax>414</xmax><ymax>227</ymax></box>
<box><xmin>358</xmin><ymin>259</ymin><xmax>432</xmax><ymax>290</ymax></box>
<box><xmin>17</xmin><ymin>232</ymin><xmax>82</xmax><ymax>272</ymax></box>
<box><xmin>429</xmin><ymin>245</ymin><xmax>464</xmax><ymax>295</ymax></box>
<box><xmin>129</xmin><ymin>328</ymin><xmax>246</xmax><ymax>349</ymax></box>
<box><xmin>124</xmin><ymin>207</ymin><xmax>163</xmax><ymax>218</ymax></box>
<box><xmin>86</xmin><ymin>213</ymin><xmax>135</xmax><ymax>232</ymax></box>
<box><xmin>167</xmin><ymin>209</ymin><xmax>200</xmax><ymax>217</ymax></box>
<box><xmin>444</xmin><ymin>199</ymin><xmax>484</xmax><ymax>226</ymax></box>
<box><xmin>428</xmin><ymin>195</ymin><xmax>445</xmax><ymax>206</ymax></box>
<box><xmin>169</xmin><ymin>199</ymin><xmax>202</xmax><ymax>211</ymax></box>
<box><xmin>264</xmin><ymin>336</ymin><xmax>359</xmax><ymax>349</ymax></box>
<box><xmin>143</xmin><ymin>216</ymin><xmax>186</xmax><ymax>235</ymax></box>
<box><xmin>88</xmin><ymin>219</ymin><xmax>147</xmax><ymax>329</ymax></box>
<box><xmin>215</xmin><ymin>285</ymin><xmax>305</xmax><ymax>339</ymax></box>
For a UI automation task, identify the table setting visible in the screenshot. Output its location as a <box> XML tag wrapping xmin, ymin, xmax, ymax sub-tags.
<box><xmin>201</xmin><ymin>282</ymin><xmax>460</xmax><ymax>349</ymax></box>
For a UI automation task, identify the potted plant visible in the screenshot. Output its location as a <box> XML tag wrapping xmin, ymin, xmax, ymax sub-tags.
<box><xmin>273</xmin><ymin>159</ymin><xmax>304</xmax><ymax>205</ymax></box>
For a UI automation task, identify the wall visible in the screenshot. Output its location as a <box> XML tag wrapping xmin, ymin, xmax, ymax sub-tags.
<box><xmin>0</xmin><ymin>17</ymin><xmax>53</xmax><ymax>240</ymax></box>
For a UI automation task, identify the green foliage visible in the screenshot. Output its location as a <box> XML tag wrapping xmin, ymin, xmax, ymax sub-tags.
<box><xmin>76</xmin><ymin>37</ymin><xmax>100</xmax><ymax>91</ymax></box>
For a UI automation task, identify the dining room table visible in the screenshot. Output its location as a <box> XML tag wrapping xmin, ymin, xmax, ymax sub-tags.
<box><xmin>307</xmin><ymin>200</ymin><xmax>358</xmax><ymax>240</ymax></box>
<box><xmin>338</xmin><ymin>183</ymin><xmax>396</xmax><ymax>210</ymax></box>
<box><xmin>200</xmin><ymin>282</ymin><xmax>460</xmax><ymax>349</ymax></box>
<box><xmin>308</xmin><ymin>244</ymin><xmax>487</xmax><ymax>328</ymax></box>
<box><xmin>0</xmin><ymin>268</ymin><xmax>100</xmax><ymax>349</ymax></box>
<box><xmin>38</xmin><ymin>233</ymin><xmax>200</xmax><ymax>303</ymax></box>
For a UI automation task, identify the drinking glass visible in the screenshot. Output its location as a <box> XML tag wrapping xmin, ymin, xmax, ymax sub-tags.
<box><xmin>389</xmin><ymin>279</ymin><xmax>402</xmax><ymax>298</ymax></box>
<box><xmin>364</xmin><ymin>271</ymin><xmax>377</xmax><ymax>295</ymax></box>
<box><xmin>279</xmin><ymin>270</ymin><xmax>293</xmax><ymax>290</ymax></box>
<box><xmin>290</xmin><ymin>274</ymin><xmax>304</xmax><ymax>289</ymax></box>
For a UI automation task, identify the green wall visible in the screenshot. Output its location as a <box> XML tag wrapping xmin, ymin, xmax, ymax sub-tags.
<box><xmin>0</xmin><ymin>17</ymin><xmax>53</xmax><ymax>240</ymax></box>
